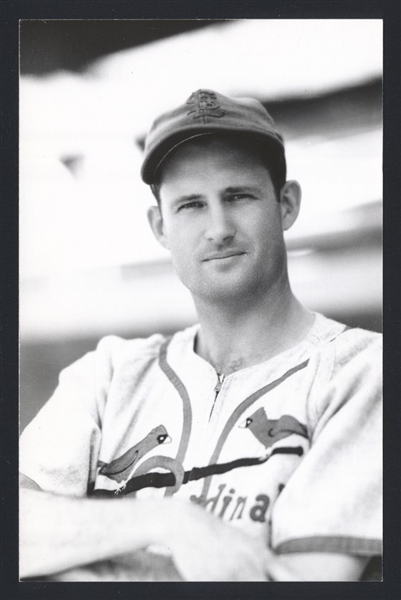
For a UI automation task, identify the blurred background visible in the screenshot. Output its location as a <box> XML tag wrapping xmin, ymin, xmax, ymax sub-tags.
<box><xmin>20</xmin><ymin>19</ymin><xmax>382</xmax><ymax>431</ymax></box>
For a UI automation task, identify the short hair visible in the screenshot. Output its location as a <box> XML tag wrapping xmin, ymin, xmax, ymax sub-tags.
<box><xmin>150</xmin><ymin>133</ymin><xmax>286</xmax><ymax>206</ymax></box>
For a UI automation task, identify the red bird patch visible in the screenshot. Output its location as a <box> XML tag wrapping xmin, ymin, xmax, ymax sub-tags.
<box><xmin>239</xmin><ymin>408</ymin><xmax>308</xmax><ymax>448</ymax></box>
<box><xmin>98</xmin><ymin>425</ymin><xmax>171</xmax><ymax>486</ymax></box>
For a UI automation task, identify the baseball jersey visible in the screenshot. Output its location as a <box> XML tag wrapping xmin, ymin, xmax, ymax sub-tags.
<box><xmin>19</xmin><ymin>312</ymin><xmax>382</xmax><ymax>557</ymax></box>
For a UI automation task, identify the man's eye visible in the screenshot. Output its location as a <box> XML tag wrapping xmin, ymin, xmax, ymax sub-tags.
<box><xmin>178</xmin><ymin>202</ymin><xmax>203</xmax><ymax>211</ymax></box>
<box><xmin>229</xmin><ymin>194</ymin><xmax>254</xmax><ymax>201</ymax></box>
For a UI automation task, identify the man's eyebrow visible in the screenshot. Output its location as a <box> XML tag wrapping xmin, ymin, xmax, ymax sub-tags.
<box><xmin>223</xmin><ymin>185</ymin><xmax>261</xmax><ymax>194</ymax></box>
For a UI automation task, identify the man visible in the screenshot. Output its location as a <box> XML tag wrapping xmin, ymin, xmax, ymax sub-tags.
<box><xmin>20</xmin><ymin>89</ymin><xmax>382</xmax><ymax>581</ymax></box>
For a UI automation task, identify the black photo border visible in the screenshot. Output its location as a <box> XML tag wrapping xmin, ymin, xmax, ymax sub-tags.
<box><xmin>1</xmin><ymin>1</ymin><xmax>400</xmax><ymax>599</ymax></box>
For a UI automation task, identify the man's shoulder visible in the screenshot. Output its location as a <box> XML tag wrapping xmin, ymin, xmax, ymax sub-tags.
<box><xmin>92</xmin><ymin>333</ymin><xmax>167</xmax><ymax>373</ymax></box>
<box><xmin>94</xmin><ymin>325</ymin><xmax>198</xmax><ymax>367</ymax></box>
<box><xmin>333</xmin><ymin>323</ymin><xmax>382</xmax><ymax>359</ymax></box>
<box><xmin>320</xmin><ymin>319</ymin><xmax>382</xmax><ymax>383</ymax></box>
<box><xmin>310</xmin><ymin>313</ymin><xmax>381</xmax><ymax>380</ymax></box>
<box><xmin>314</xmin><ymin>312</ymin><xmax>381</xmax><ymax>352</ymax></box>
<box><xmin>96</xmin><ymin>332</ymin><xmax>166</xmax><ymax>359</ymax></box>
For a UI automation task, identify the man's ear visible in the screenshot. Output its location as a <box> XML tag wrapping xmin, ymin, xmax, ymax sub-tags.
<box><xmin>279</xmin><ymin>180</ymin><xmax>302</xmax><ymax>231</ymax></box>
<box><xmin>147</xmin><ymin>205</ymin><xmax>170</xmax><ymax>250</ymax></box>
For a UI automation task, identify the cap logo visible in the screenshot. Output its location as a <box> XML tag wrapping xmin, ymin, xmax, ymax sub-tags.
<box><xmin>186</xmin><ymin>90</ymin><xmax>225</xmax><ymax>123</ymax></box>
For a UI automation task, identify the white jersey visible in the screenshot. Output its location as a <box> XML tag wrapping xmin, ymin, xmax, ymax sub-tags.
<box><xmin>20</xmin><ymin>312</ymin><xmax>382</xmax><ymax>557</ymax></box>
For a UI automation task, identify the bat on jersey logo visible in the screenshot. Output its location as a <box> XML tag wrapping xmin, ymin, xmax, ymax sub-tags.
<box><xmin>92</xmin><ymin>412</ymin><xmax>306</xmax><ymax>498</ymax></box>
<box><xmin>97</xmin><ymin>424</ymin><xmax>171</xmax><ymax>491</ymax></box>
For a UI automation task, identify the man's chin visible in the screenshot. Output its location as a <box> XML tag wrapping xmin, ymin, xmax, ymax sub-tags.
<box><xmin>189</xmin><ymin>280</ymin><xmax>257</xmax><ymax>306</ymax></box>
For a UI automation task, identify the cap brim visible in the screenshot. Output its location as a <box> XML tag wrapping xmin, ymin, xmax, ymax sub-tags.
<box><xmin>141</xmin><ymin>126</ymin><xmax>285</xmax><ymax>184</ymax></box>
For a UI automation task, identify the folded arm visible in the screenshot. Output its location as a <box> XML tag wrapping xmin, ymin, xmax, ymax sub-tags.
<box><xmin>19</xmin><ymin>481</ymin><xmax>272</xmax><ymax>581</ymax></box>
<box><xmin>20</xmin><ymin>485</ymin><xmax>178</xmax><ymax>579</ymax></box>
<box><xmin>20</xmin><ymin>479</ymin><xmax>368</xmax><ymax>582</ymax></box>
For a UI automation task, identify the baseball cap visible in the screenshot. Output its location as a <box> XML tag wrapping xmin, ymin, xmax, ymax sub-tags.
<box><xmin>141</xmin><ymin>89</ymin><xmax>286</xmax><ymax>184</ymax></box>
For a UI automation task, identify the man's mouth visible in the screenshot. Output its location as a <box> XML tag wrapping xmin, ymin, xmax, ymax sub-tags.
<box><xmin>203</xmin><ymin>251</ymin><xmax>245</xmax><ymax>262</ymax></box>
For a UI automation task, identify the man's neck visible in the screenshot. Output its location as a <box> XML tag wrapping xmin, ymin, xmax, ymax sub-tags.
<box><xmin>193</xmin><ymin>282</ymin><xmax>314</xmax><ymax>375</ymax></box>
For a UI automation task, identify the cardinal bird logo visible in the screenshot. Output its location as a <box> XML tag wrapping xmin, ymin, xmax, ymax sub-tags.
<box><xmin>239</xmin><ymin>408</ymin><xmax>308</xmax><ymax>449</ymax></box>
<box><xmin>98</xmin><ymin>425</ymin><xmax>171</xmax><ymax>491</ymax></box>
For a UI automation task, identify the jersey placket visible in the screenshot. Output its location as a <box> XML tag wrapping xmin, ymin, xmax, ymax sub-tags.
<box><xmin>209</xmin><ymin>372</ymin><xmax>226</xmax><ymax>421</ymax></box>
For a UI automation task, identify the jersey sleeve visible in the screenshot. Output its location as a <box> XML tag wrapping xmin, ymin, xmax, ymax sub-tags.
<box><xmin>19</xmin><ymin>337</ymin><xmax>115</xmax><ymax>497</ymax></box>
<box><xmin>271</xmin><ymin>334</ymin><xmax>382</xmax><ymax>557</ymax></box>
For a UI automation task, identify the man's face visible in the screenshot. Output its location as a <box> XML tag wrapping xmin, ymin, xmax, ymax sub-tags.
<box><xmin>151</xmin><ymin>136</ymin><xmax>291</xmax><ymax>306</ymax></box>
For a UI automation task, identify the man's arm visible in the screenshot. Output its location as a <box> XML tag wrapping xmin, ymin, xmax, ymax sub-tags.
<box><xmin>20</xmin><ymin>483</ymin><xmax>369</xmax><ymax>581</ymax></box>
<box><xmin>19</xmin><ymin>484</ymin><xmax>274</xmax><ymax>581</ymax></box>
<box><xmin>19</xmin><ymin>486</ymin><xmax>179</xmax><ymax>578</ymax></box>
<box><xmin>275</xmin><ymin>552</ymin><xmax>369</xmax><ymax>581</ymax></box>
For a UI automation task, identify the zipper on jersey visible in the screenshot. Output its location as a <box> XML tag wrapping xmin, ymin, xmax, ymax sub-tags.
<box><xmin>209</xmin><ymin>373</ymin><xmax>225</xmax><ymax>421</ymax></box>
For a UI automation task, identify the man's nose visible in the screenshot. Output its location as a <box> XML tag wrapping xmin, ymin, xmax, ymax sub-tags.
<box><xmin>204</xmin><ymin>204</ymin><xmax>236</xmax><ymax>243</ymax></box>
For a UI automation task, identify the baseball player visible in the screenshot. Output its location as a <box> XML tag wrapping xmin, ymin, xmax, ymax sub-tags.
<box><xmin>19</xmin><ymin>89</ymin><xmax>382</xmax><ymax>581</ymax></box>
